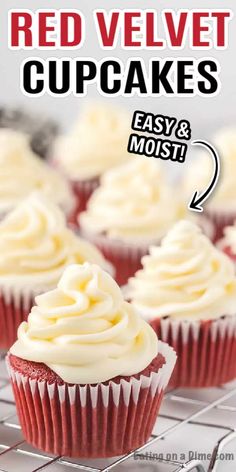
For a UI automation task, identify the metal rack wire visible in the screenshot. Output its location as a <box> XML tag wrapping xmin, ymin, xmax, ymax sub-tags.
<box><xmin>0</xmin><ymin>351</ymin><xmax>236</xmax><ymax>472</ymax></box>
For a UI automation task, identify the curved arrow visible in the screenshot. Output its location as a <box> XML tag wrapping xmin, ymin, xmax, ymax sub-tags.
<box><xmin>188</xmin><ymin>140</ymin><xmax>220</xmax><ymax>213</ymax></box>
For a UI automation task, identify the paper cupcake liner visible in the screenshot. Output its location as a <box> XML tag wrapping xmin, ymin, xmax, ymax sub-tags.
<box><xmin>221</xmin><ymin>245</ymin><xmax>236</xmax><ymax>265</ymax></box>
<box><xmin>79</xmin><ymin>232</ymin><xmax>158</xmax><ymax>286</ymax></box>
<box><xmin>69</xmin><ymin>178</ymin><xmax>100</xmax><ymax>227</ymax></box>
<box><xmin>0</xmin><ymin>287</ymin><xmax>35</xmax><ymax>350</ymax></box>
<box><xmin>150</xmin><ymin>315</ymin><xmax>236</xmax><ymax>388</ymax></box>
<box><xmin>7</xmin><ymin>341</ymin><xmax>176</xmax><ymax>458</ymax></box>
<box><xmin>204</xmin><ymin>208</ymin><xmax>236</xmax><ymax>242</ymax></box>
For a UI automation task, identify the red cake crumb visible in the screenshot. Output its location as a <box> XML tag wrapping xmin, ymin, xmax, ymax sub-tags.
<box><xmin>9</xmin><ymin>352</ymin><xmax>166</xmax><ymax>386</ymax></box>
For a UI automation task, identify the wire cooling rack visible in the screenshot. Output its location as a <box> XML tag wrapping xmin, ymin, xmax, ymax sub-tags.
<box><xmin>0</xmin><ymin>351</ymin><xmax>236</xmax><ymax>472</ymax></box>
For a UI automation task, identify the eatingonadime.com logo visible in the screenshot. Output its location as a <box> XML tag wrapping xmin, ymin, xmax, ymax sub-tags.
<box><xmin>134</xmin><ymin>451</ymin><xmax>234</xmax><ymax>462</ymax></box>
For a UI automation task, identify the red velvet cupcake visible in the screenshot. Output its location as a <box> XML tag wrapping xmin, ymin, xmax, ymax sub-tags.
<box><xmin>53</xmin><ymin>102</ymin><xmax>131</xmax><ymax>226</ymax></box>
<box><xmin>8</xmin><ymin>263</ymin><xmax>176</xmax><ymax>458</ymax></box>
<box><xmin>0</xmin><ymin>193</ymin><xmax>111</xmax><ymax>350</ymax></box>
<box><xmin>80</xmin><ymin>158</ymin><xmax>191</xmax><ymax>286</ymax></box>
<box><xmin>127</xmin><ymin>220</ymin><xmax>236</xmax><ymax>388</ymax></box>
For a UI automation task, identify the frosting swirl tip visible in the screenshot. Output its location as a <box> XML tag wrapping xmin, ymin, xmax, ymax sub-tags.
<box><xmin>127</xmin><ymin>219</ymin><xmax>236</xmax><ymax>321</ymax></box>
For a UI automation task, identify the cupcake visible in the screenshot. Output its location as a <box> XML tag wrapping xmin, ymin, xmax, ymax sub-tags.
<box><xmin>182</xmin><ymin>127</ymin><xmax>236</xmax><ymax>241</ymax></box>
<box><xmin>80</xmin><ymin>158</ymin><xmax>195</xmax><ymax>286</ymax></box>
<box><xmin>218</xmin><ymin>221</ymin><xmax>236</xmax><ymax>263</ymax></box>
<box><xmin>0</xmin><ymin>193</ymin><xmax>111</xmax><ymax>350</ymax></box>
<box><xmin>0</xmin><ymin>129</ymin><xmax>74</xmax><ymax>220</ymax></box>
<box><xmin>8</xmin><ymin>263</ymin><xmax>176</xmax><ymax>458</ymax></box>
<box><xmin>127</xmin><ymin>220</ymin><xmax>236</xmax><ymax>388</ymax></box>
<box><xmin>53</xmin><ymin>102</ymin><xmax>131</xmax><ymax>224</ymax></box>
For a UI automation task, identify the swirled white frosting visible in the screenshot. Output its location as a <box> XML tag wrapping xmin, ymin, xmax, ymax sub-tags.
<box><xmin>54</xmin><ymin>102</ymin><xmax>131</xmax><ymax>180</ymax></box>
<box><xmin>80</xmin><ymin>158</ymin><xmax>187</xmax><ymax>243</ymax></box>
<box><xmin>183</xmin><ymin>127</ymin><xmax>236</xmax><ymax>211</ymax></box>
<box><xmin>127</xmin><ymin>220</ymin><xmax>236</xmax><ymax>321</ymax></box>
<box><xmin>0</xmin><ymin>129</ymin><xmax>73</xmax><ymax>215</ymax></box>
<box><xmin>0</xmin><ymin>193</ymin><xmax>109</xmax><ymax>293</ymax></box>
<box><xmin>11</xmin><ymin>263</ymin><xmax>158</xmax><ymax>384</ymax></box>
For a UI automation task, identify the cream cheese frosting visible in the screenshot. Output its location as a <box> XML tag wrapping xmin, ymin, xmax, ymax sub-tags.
<box><xmin>11</xmin><ymin>263</ymin><xmax>158</xmax><ymax>384</ymax></box>
<box><xmin>0</xmin><ymin>193</ymin><xmax>110</xmax><ymax>293</ymax></box>
<box><xmin>80</xmin><ymin>158</ymin><xmax>187</xmax><ymax>243</ymax></box>
<box><xmin>182</xmin><ymin>127</ymin><xmax>236</xmax><ymax>211</ymax></box>
<box><xmin>54</xmin><ymin>102</ymin><xmax>131</xmax><ymax>180</ymax></box>
<box><xmin>127</xmin><ymin>220</ymin><xmax>236</xmax><ymax>321</ymax></box>
<box><xmin>0</xmin><ymin>129</ymin><xmax>73</xmax><ymax>215</ymax></box>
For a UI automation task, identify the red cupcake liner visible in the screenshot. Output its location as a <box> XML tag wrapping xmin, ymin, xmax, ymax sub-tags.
<box><xmin>221</xmin><ymin>245</ymin><xmax>236</xmax><ymax>263</ymax></box>
<box><xmin>68</xmin><ymin>178</ymin><xmax>100</xmax><ymax>227</ymax></box>
<box><xmin>7</xmin><ymin>341</ymin><xmax>176</xmax><ymax>458</ymax></box>
<box><xmin>0</xmin><ymin>289</ymin><xmax>34</xmax><ymax>351</ymax></box>
<box><xmin>204</xmin><ymin>209</ymin><xmax>236</xmax><ymax>242</ymax></box>
<box><xmin>150</xmin><ymin>315</ymin><xmax>236</xmax><ymax>388</ymax></box>
<box><xmin>197</xmin><ymin>215</ymin><xmax>215</xmax><ymax>241</ymax></box>
<box><xmin>80</xmin><ymin>232</ymin><xmax>156</xmax><ymax>286</ymax></box>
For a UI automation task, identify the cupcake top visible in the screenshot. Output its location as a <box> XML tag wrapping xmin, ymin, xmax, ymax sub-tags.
<box><xmin>0</xmin><ymin>193</ymin><xmax>110</xmax><ymax>294</ymax></box>
<box><xmin>127</xmin><ymin>220</ymin><xmax>236</xmax><ymax>321</ymax></box>
<box><xmin>10</xmin><ymin>263</ymin><xmax>158</xmax><ymax>384</ymax></box>
<box><xmin>220</xmin><ymin>222</ymin><xmax>236</xmax><ymax>254</ymax></box>
<box><xmin>182</xmin><ymin>127</ymin><xmax>236</xmax><ymax>211</ymax></box>
<box><xmin>0</xmin><ymin>129</ymin><xmax>73</xmax><ymax>215</ymax></box>
<box><xmin>54</xmin><ymin>102</ymin><xmax>131</xmax><ymax>180</ymax></box>
<box><xmin>80</xmin><ymin>158</ymin><xmax>187</xmax><ymax>243</ymax></box>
